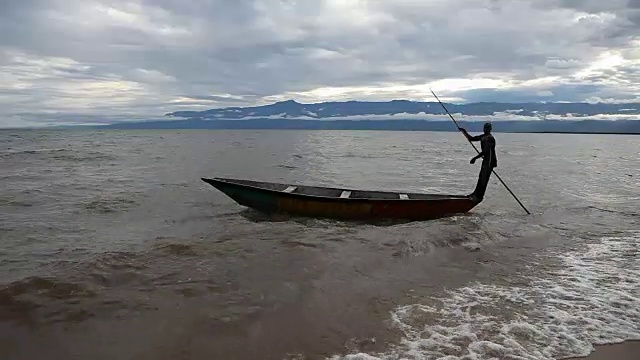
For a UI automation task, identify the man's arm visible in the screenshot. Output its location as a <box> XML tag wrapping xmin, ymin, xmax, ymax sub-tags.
<box><xmin>470</xmin><ymin>136</ymin><xmax>495</xmax><ymax>164</ymax></box>
<box><xmin>459</xmin><ymin>128</ymin><xmax>482</xmax><ymax>142</ymax></box>
<box><xmin>470</xmin><ymin>152</ymin><xmax>483</xmax><ymax>164</ymax></box>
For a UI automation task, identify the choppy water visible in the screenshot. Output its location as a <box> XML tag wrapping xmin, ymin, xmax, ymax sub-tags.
<box><xmin>0</xmin><ymin>129</ymin><xmax>638</xmax><ymax>360</ymax></box>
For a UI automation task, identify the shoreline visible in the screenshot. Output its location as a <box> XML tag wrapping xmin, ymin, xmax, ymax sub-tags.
<box><xmin>565</xmin><ymin>340</ymin><xmax>640</xmax><ymax>360</ymax></box>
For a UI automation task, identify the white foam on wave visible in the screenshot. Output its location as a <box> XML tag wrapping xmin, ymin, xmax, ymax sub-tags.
<box><xmin>329</xmin><ymin>231</ymin><xmax>640</xmax><ymax>360</ymax></box>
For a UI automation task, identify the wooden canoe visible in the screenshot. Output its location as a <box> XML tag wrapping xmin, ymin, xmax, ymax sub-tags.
<box><xmin>201</xmin><ymin>177</ymin><xmax>481</xmax><ymax>221</ymax></box>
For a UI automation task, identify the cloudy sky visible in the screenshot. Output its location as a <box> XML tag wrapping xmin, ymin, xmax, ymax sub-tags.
<box><xmin>1</xmin><ymin>0</ymin><xmax>639</xmax><ymax>127</ymax></box>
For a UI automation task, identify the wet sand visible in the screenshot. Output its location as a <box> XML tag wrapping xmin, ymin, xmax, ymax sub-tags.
<box><xmin>566</xmin><ymin>341</ymin><xmax>640</xmax><ymax>360</ymax></box>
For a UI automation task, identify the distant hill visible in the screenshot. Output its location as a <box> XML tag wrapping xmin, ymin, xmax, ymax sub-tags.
<box><xmin>165</xmin><ymin>99</ymin><xmax>640</xmax><ymax>120</ymax></box>
<box><xmin>101</xmin><ymin>118</ymin><xmax>640</xmax><ymax>134</ymax></box>
<box><xmin>100</xmin><ymin>99</ymin><xmax>640</xmax><ymax>133</ymax></box>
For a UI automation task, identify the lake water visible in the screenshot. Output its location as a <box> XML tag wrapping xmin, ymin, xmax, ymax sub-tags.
<box><xmin>0</xmin><ymin>129</ymin><xmax>638</xmax><ymax>360</ymax></box>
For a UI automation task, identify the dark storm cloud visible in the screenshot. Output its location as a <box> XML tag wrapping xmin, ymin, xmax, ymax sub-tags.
<box><xmin>0</xmin><ymin>0</ymin><xmax>639</xmax><ymax>126</ymax></box>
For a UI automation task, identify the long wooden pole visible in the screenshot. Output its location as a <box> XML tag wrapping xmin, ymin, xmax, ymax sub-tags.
<box><xmin>429</xmin><ymin>89</ymin><xmax>531</xmax><ymax>215</ymax></box>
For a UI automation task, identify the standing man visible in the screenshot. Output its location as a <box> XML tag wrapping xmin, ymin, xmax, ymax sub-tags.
<box><xmin>459</xmin><ymin>122</ymin><xmax>497</xmax><ymax>202</ymax></box>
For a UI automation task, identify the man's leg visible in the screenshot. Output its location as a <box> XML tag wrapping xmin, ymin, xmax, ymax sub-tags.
<box><xmin>471</xmin><ymin>163</ymin><xmax>492</xmax><ymax>200</ymax></box>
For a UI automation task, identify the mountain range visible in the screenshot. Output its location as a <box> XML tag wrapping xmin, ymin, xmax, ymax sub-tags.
<box><xmin>101</xmin><ymin>99</ymin><xmax>640</xmax><ymax>134</ymax></box>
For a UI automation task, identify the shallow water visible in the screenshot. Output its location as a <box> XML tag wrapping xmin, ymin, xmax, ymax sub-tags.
<box><xmin>0</xmin><ymin>129</ymin><xmax>638</xmax><ymax>360</ymax></box>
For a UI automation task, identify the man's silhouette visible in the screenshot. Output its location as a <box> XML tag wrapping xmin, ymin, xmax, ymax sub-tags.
<box><xmin>460</xmin><ymin>122</ymin><xmax>497</xmax><ymax>202</ymax></box>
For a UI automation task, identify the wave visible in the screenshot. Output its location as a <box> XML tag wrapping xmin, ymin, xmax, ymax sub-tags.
<box><xmin>0</xmin><ymin>196</ymin><xmax>33</xmax><ymax>207</ymax></box>
<box><xmin>52</xmin><ymin>152</ymin><xmax>116</xmax><ymax>161</ymax></box>
<box><xmin>385</xmin><ymin>217</ymin><xmax>503</xmax><ymax>258</ymax></box>
<box><xmin>153</xmin><ymin>243</ymin><xmax>199</xmax><ymax>256</ymax></box>
<box><xmin>341</xmin><ymin>153</ymin><xmax>387</xmax><ymax>159</ymax></box>
<box><xmin>0</xmin><ymin>148</ymin><xmax>67</xmax><ymax>157</ymax></box>
<box><xmin>0</xmin><ymin>148</ymin><xmax>115</xmax><ymax>161</ymax></box>
<box><xmin>280</xmin><ymin>239</ymin><xmax>320</xmax><ymax>248</ymax></box>
<box><xmin>0</xmin><ymin>269</ymin><xmax>152</xmax><ymax>324</ymax></box>
<box><xmin>0</xmin><ymin>276</ymin><xmax>96</xmax><ymax>300</ymax></box>
<box><xmin>328</xmin><ymin>231</ymin><xmax>640</xmax><ymax>360</ymax></box>
<box><xmin>79</xmin><ymin>251</ymin><xmax>148</xmax><ymax>289</ymax></box>
<box><xmin>587</xmin><ymin>205</ymin><xmax>639</xmax><ymax>218</ymax></box>
<box><xmin>86</xmin><ymin>251</ymin><xmax>147</xmax><ymax>272</ymax></box>
<box><xmin>83</xmin><ymin>196</ymin><xmax>139</xmax><ymax>213</ymax></box>
<box><xmin>0</xmin><ymin>276</ymin><xmax>96</xmax><ymax>323</ymax></box>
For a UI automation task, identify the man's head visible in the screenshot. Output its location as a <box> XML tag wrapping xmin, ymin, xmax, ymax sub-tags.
<box><xmin>483</xmin><ymin>122</ymin><xmax>492</xmax><ymax>134</ymax></box>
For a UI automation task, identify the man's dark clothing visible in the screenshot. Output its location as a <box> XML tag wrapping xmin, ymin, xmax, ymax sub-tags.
<box><xmin>469</xmin><ymin>133</ymin><xmax>497</xmax><ymax>201</ymax></box>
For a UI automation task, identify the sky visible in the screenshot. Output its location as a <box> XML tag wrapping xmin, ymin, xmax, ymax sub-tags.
<box><xmin>1</xmin><ymin>0</ymin><xmax>640</xmax><ymax>127</ymax></box>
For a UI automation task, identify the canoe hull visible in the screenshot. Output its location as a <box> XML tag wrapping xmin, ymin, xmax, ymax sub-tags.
<box><xmin>275</xmin><ymin>196</ymin><xmax>477</xmax><ymax>221</ymax></box>
<box><xmin>202</xmin><ymin>177</ymin><xmax>480</xmax><ymax>221</ymax></box>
